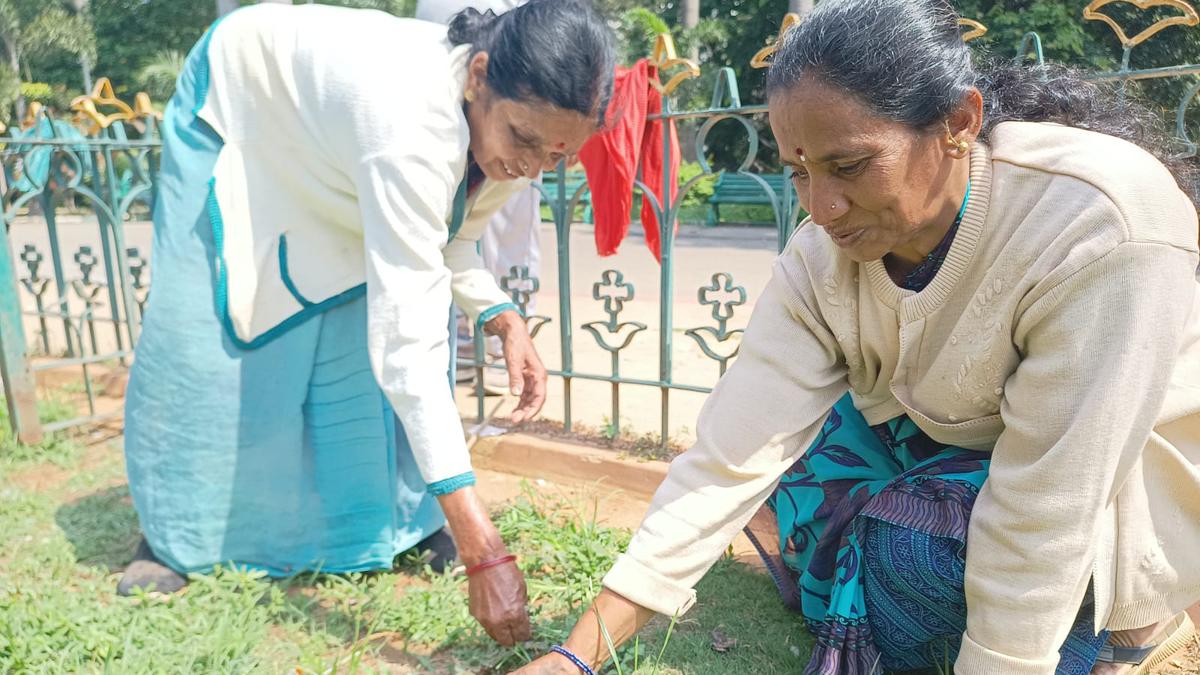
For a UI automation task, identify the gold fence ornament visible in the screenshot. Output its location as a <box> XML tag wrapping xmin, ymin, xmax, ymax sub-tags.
<box><xmin>133</xmin><ymin>92</ymin><xmax>162</xmax><ymax>120</ymax></box>
<box><xmin>959</xmin><ymin>18</ymin><xmax>988</xmax><ymax>42</ymax></box>
<box><xmin>21</xmin><ymin>101</ymin><xmax>45</xmax><ymax>129</ymax></box>
<box><xmin>650</xmin><ymin>33</ymin><xmax>700</xmax><ymax>96</ymax></box>
<box><xmin>1084</xmin><ymin>0</ymin><xmax>1200</xmax><ymax>49</ymax></box>
<box><xmin>70</xmin><ymin>77</ymin><xmax>137</xmax><ymax>132</ymax></box>
<box><xmin>750</xmin><ymin>13</ymin><xmax>801</xmax><ymax>69</ymax></box>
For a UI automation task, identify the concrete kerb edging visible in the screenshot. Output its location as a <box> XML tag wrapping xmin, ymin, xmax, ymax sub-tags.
<box><xmin>469</xmin><ymin>432</ymin><xmax>670</xmax><ymax>500</ymax></box>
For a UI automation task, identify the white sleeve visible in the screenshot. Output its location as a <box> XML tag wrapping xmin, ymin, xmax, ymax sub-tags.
<box><xmin>354</xmin><ymin>142</ymin><xmax>472</xmax><ymax>488</ymax></box>
<box><xmin>445</xmin><ymin>178</ymin><xmax>529</xmax><ymax>322</ymax></box>
<box><xmin>444</xmin><ymin>236</ymin><xmax>516</xmax><ymax>322</ymax></box>
<box><xmin>602</xmin><ymin>259</ymin><xmax>849</xmax><ymax>615</ymax></box>
<box><xmin>956</xmin><ymin>242</ymin><xmax>1198</xmax><ymax>674</ymax></box>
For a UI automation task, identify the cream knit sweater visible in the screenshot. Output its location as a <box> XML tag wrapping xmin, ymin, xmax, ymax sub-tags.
<box><xmin>602</xmin><ymin>121</ymin><xmax>1200</xmax><ymax>674</ymax></box>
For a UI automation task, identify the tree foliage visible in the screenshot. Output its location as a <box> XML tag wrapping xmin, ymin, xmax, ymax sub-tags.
<box><xmin>615</xmin><ymin>0</ymin><xmax>1200</xmax><ymax>170</ymax></box>
<box><xmin>86</xmin><ymin>0</ymin><xmax>213</xmax><ymax>101</ymax></box>
<box><xmin>23</xmin><ymin>7</ymin><xmax>96</xmax><ymax>69</ymax></box>
<box><xmin>10</xmin><ymin>0</ymin><xmax>1200</xmax><ymax>161</ymax></box>
<box><xmin>0</xmin><ymin>0</ymin><xmax>97</xmax><ymax>120</ymax></box>
<box><xmin>136</xmin><ymin>50</ymin><xmax>186</xmax><ymax>103</ymax></box>
<box><xmin>0</xmin><ymin>0</ymin><xmax>97</xmax><ymax>77</ymax></box>
<box><xmin>0</xmin><ymin>61</ymin><xmax>20</xmax><ymax>116</ymax></box>
<box><xmin>956</xmin><ymin>0</ymin><xmax>1200</xmax><ymax>140</ymax></box>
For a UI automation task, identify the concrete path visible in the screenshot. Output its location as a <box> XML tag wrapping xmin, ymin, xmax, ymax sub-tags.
<box><xmin>8</xmin><ymin>214</ymin><xmax>782</xmax><ymax>446</ymax></box>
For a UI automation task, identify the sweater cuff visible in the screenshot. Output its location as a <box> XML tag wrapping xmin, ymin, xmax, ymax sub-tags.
<box><xmin>955</xmin><ymin>632</ymin><xmax>1059</xmax><ymax>675</ymax></box>
<box><xmin>427</xmin><ymin>471</ymin><xmax>477</xmax><ymax>496</ymax></box>
<box><xmin>602</xmin><ymin>553</ymin><xmax>698</xmax><ymax>617</ymax></box>
<box><xmin>476</xmin><ymin>302</ymin><xmax>519</xmax><ymax>331</ymax></box>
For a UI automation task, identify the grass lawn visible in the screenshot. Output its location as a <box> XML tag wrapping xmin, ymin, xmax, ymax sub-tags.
<box><xmin>0</xmin><ymin>405</ymin><xmax>811</xmax><ymax>673</ymax></box>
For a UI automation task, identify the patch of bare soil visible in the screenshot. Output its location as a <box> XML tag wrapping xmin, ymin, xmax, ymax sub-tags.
<box><xmin>9</xmin><ymin>422</ymin><xmax>124</xmax><ymax>495</ymax></box>
<box><xmin>9</xmin><ymin>460</ymin><xmax>73</xmax><ymax>492</ymax></box>
<box><xmin>487</xmin><ymin>416</ymin><xmax>686</xmax><ymax>462</ymax></box>
<box><xmin>34</xmin><ymin>362</ymin><xmax>128</xmax><ymax>398</ymax></box>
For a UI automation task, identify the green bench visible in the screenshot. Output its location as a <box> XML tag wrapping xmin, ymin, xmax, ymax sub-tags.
<box><xmin>706</xmin><ymin>172</ymin><xmax>792</xmax><ymax>227</ymax></box>
<box><xmin>538</xmin><ymin>170</ymin><xmax>593</xmax><ymax>223</ymax></box>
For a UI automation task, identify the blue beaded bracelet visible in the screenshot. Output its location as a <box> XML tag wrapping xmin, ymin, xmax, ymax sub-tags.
<box><xmin>550</xmin><ymin>645</ymin><xmax>596</xmax><ymax>675</ymax></box>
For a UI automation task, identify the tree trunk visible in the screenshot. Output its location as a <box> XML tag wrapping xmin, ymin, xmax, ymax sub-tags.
<box><xmin>675</xmin><ymin>0</ymin><xmax>700</xmax><ymax>159</ymax></box>
<box><xmin>678</xmin><ymin>0</ymin><xmax>699</xmax><ymax>60</ymax></box>
<box><xmin>789</xmin><ymin>0</ymin><xmax>815</xmax><ymax>17</ymax></box>
<box><xmin>79</xmin><ymin>55</ymin><xmax>93</xmax><ymax>94</ymax></box>
<box><xmin>68</xmin><ymin>0</ymin><xmax>94</xmax><ymax>92</ymax></box>
<box><xmin>10</xmin><ymin>46</ymin><xmax>23</xmax><ymax>123</ymax></box>
<box><xmin>215</xmin><ymin>0</ymin><xmax>239</xmax><ymax>16</ymax></box>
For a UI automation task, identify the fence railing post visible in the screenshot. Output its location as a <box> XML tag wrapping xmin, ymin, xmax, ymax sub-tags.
<box><xmin>0</xmin><ymin>214</ymin><xmax>43</xmax><ymax>444</ymax></box>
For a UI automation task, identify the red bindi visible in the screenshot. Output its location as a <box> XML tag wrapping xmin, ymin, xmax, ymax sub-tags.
<box><xmin>557</xmin><ymin>142</ymin><xmax>566</xmax><ymax>150</ymax></box>
<box><xmin>795</xmin><ymin>147</ymin><xmax>803</xmax><ymax>156</ymax></box>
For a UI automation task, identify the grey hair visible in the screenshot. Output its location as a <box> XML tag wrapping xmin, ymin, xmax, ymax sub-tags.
<box><xmin>766</xmin><ymin>0</ymin><xmax>1199</xmax><ymax>203</ymax></box>
<box><xmin>448</xmin><ymin>0</ymin><xmax>616</xmax><ymax>127</ymax></box>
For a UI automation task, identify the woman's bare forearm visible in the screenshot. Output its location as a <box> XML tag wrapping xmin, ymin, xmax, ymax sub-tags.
<box><xmin>436</xmin><ymin>487</ymin><xmax>506</xmax><ymax>566</ymax></box>
<box><xmin>561</xmin><ymin>589</ymin><xmax>657</xmax><ymax>670</ymax></box>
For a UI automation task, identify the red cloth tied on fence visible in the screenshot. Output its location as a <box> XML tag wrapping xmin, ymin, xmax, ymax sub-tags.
<box><xmin>579</xmin><ymin>59</ymin><xmax>681</xmax><ymax>261</ymax></box>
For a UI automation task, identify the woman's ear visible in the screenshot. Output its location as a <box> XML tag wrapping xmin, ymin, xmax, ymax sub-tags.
<box><xmin>466</xmin><ymin>51</ymin><xmax>490</xmax><ymax>102</ymax></box>
<box><xmin>948</xmin><ymin>87</ymin><xmax>984</xmax><ymax>144</ymax></box>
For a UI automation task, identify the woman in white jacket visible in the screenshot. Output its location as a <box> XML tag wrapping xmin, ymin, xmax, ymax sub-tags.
<box><xmin>119</xmin><ymin>0</ymin><xmax>613</xmax><ymax>646</ymax></box>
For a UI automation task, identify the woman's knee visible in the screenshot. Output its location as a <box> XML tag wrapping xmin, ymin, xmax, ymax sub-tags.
<box><xmin>858</xmin><ymin>516</ymin><xmax>969</xmax><ymax>662</ymax></box>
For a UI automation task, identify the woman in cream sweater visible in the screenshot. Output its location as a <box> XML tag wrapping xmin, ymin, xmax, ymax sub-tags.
<box><xmin>119</xmin><ymin>0</ymin><xmax>613</xmax><ymax>647</ymax></box>
<box><xmin>517</xmin><ymin>0</ymin><xmax>1200</xmax><ymax>673</ymax></box>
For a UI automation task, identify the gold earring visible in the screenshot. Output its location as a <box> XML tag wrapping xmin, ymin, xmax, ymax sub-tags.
<box><xmin>465</xmin><ymin>90</ymin><xmax>475</xmax><ymax>103</ymax></box>
<box><xmin>945</xmin><ymin>122</ymin><xmax>969</xmax><ymax>154</ymax></box>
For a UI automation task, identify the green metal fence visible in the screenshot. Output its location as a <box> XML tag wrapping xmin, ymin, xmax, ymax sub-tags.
<box><xmin>3</xmin><ymin>3</ymin><xmax>1200</xmax><ymax>449</ymax></box>
<box><xmin>0</xmin><ymin>103</ymin><xmax>158</xmax><ymax>442</ymax></box>
<box><xmin>482</xmin><ymin>59</ymin><xmax>801</xmax><ymax>445</ymax></box>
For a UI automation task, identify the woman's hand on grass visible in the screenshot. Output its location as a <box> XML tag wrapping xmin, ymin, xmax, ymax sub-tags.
<box><xmin>513</xmin><ymin>589</ymin><xmax>657</xmax><ymax>674</ymax></box>
<box><xmin>435</xmin><ymin>486</ymin><xmax>531</xmax><ymax>646</ymax></box>
<box><xmin>468</xmin><ymin>557</ymin><xmax>532</xmax><ymax>646</ymax></box>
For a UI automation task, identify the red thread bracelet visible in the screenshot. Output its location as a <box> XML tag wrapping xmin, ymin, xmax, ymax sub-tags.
<box><xmin>465</xmin><ymin>554</ymin><xmax>517</xmax><ymax>576</ymax></box>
